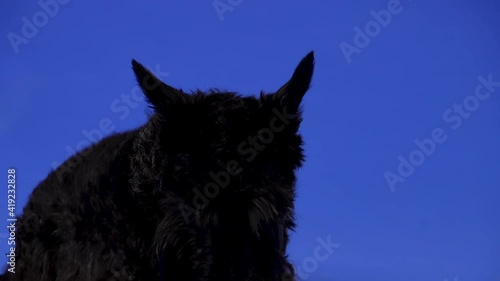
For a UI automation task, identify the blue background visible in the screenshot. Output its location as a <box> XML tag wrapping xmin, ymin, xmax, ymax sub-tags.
<box><xmin>1</xmin><ymin>0</ymin><xmax>499</xmax><ymax>280</ymax></box>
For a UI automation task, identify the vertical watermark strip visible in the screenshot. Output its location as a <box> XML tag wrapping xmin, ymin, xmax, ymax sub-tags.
<box><xmin>6</xmin><ymin>168</ymin><xmax>17</xmax><ymax>273</ymax></box>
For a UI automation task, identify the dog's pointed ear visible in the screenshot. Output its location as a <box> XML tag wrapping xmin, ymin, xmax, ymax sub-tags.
<box><xmin>274</xmin><ymin>51</ymin><xmax>314</xmax><ymax>111</ymax></box>
<box><xmin>131</xmin><ymin>59</ymin><xmax>187</xmax><ymax>112</ymax></box>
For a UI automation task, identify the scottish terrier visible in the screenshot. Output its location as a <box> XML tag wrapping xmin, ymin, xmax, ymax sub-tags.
<box><xmin>1</xmin><ymin>51</ymin><xmax>315</xmax><ymax>281</ymax></box>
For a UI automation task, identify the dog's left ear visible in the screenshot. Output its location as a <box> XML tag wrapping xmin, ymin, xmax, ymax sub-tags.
<box><xmin>273</xmin><ymin>51</ymin><xmax>315</xmax><ymax>112</ymax></box>
<box><xmin>131</xmin><ymin>59</ymin><xmax>187</xmax><ymax>113</ymax></box>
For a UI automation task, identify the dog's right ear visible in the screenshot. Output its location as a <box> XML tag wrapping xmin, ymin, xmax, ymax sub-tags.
<box><xmin>273</xmin><ymin>51</ymin><xmax>314</xmax><ymax>113</ymax></box>
<box><xmin>131</xmin><ymin>59</ymin><xmax>187</xmax><ymax>112</ymax></box>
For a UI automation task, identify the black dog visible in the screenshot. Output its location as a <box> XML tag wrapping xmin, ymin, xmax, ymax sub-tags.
<box><xmin>1</xmin><ymin>52</ymin><xmax>315</xmax><ymax>281</ymax></box>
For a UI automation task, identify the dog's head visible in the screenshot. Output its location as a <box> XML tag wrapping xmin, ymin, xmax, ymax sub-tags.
<box><xmin>131</xmin><ymin>52</ymin><xmax>314</xmax><ymax>280</ymax></box>
<box><xmin>131</xmin><ymin>52</ymin><xmax>313</xmax><ymax>189</ymax></box>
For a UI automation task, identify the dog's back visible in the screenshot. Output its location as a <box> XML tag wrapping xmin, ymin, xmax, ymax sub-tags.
<box><xmin>5</xmin><ymin>131</ymin><xmax>151</xmax><ymax>280</ymax></box>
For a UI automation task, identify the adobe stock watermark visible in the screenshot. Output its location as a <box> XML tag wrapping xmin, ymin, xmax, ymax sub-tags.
<box><xmin>385</xmin><ymin>74</ymin><xmax>500</xmax><ymax>192</ymax></box>
<box><xmin>213</xmin><ymin>0</ymin><xmax>243</xmax><ymax>21</ymax></box>
<box><xmin>294</xmin><ymin>236</ymin><xmax>341</xmax><ymax>280</ymax></box>
<box><xmin>339</xmin><ymin>0</ymin><xmax>413</xmax><ymax>63</ymax></box>
<box><xmin>51</xmin><ymin>64</ymin><xmax>170</xmax><ymax>182</ymax></box>
<box><xmin>179</xmin><ymin>105</ymin><xmax>298</xmax><ymax>223</ymax></box>
<box><xmin>7</xmin><ymin>0</ymin><xmax>72</xmax><ymax>54</ymax></box>
<box><xmin>443</xmin><ymin>277</ymin><xmax>458</xmax><ymax>281</ymax></box>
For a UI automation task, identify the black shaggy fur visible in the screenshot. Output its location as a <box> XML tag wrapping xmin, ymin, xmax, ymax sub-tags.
<box><xmin>1</xmin><ymin>52</ymin><xmax>315</xmax><ymax>281</ymax></box>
